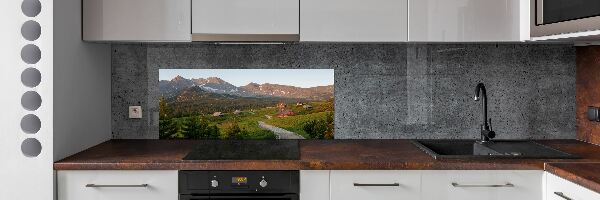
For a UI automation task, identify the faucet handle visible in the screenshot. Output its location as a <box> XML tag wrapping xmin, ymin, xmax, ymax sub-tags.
<box><xmin>487</xmin><ymin>130</ymin><xmax>496</xmax><ymax>139</ymax></box>
<box><xmin>487</xmin><ymin>118</ymin><xmax>496</xmax><ymax>139</ymax></box>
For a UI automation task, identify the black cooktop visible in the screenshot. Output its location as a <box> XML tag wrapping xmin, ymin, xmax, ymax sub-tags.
<box><xmin>183</xmin><ymin>140</ymin><xmax>300</xmax><ymax>160</ymax></box>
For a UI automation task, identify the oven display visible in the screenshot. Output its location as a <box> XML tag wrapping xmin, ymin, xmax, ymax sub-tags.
<box><xmin>232</xmin><ymin>177</ymin><xmax>248</xmax><ymax>186</ymax></box>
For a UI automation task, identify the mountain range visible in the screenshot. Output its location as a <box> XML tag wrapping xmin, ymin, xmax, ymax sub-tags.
<box><xmin>159</xmin><ymin>75</ymin><xmax>334</xmax><ymax>102</ymax></box>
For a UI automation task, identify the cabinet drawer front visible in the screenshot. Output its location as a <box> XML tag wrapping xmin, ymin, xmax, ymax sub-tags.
<box><xmin>421</xmin><ymin>170</ymin><xmax>543</xmax><ymax>200</ymax></box>
<box><xmin>546</xmin><ymin>172</ymin><xmax>600</xmax><ymax>200</ymax></box>
<box><xmin>330</xmin><ymin>170</ymin><xmax>420</xmax><ymax>200</ymax></box>
<box><xmin>192</xmin><ymin>0</ymin><xmax>300</xmax><ymax>34</ymax></box>
<box><xmin>57</xmin><ymin>170</ymin><xmax>178</xmax><ymax>200</ymax></box>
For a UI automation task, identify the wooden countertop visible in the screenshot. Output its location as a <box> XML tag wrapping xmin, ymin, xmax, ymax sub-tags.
<box><xmin>54</xmin><ymin>139</ymin><xmax>600</xmax><ymax>171</ymax></box>
<box><xmin>54</xmin><ymin>139</ymin><xmax>600</xmax><ymax>194</ymax></box>
<box><xmin>545</xmin><ymin>162</ymin><xmax>600</xmax><ymax>194</ymax></box>
<box><xmin>54</xmin><ymin>139</ymin><xmax>600</xmax><ymax>193</ymax></box>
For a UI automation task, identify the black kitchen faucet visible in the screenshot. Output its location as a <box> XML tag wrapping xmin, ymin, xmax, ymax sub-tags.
<box><xmin>474</xmin><ymin>83</ymin><xmax>495</xmax><ymax>142</ymax></box>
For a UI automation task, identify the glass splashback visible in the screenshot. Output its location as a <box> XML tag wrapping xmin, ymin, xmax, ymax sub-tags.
<box><xmin>158</xmin><ymin>69</ymin><xmax>334</xmax><ymax>140</ymax></box>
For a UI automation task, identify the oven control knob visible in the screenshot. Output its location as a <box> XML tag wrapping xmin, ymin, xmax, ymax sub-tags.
<box><xmin>211</xmin><ymin>180</ymin><xmax>219</xmax><ymax>188</ymax></box>
<box><xmin>259</xmin><ymin>179</ymin><xmax>268</xmax><ymax>188</ymax></box>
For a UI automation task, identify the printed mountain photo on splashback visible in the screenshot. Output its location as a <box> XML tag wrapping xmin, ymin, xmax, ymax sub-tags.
<box><xmin>159</xmin><ymin>69</ymin><xmax>334</xmax><ymax>140</ymax></box>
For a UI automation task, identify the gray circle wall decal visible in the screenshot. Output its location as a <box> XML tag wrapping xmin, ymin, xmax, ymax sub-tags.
<box><xmin>20</xmin><ymin>114</ymin><xmax>41</xmax><ymax>134</ymax></box>
<box><xmin>21</xmin><ymin>138</ymin><xmax>42</xmax><ymax>157</ymax></box>
<box><xmin>21</xmin><ymin>44</ymin><xmax>41</xmax><ymax>64</ymax></box>
<box><xmin>21</xmin><ymin>20</ymin><xmax>41</xmax><ymax>41</ymax></box>
<box><xmin>21</xmin><ymin>0</ymin><xmax>41</xmax><ymax>17</ymax></box>
<box><xmin>21</xmin><ymin>68</ymin><xmax>41</xmax><ymax>87</ymax></box>
<box><xmin>21</xmin><ymin>0</ymin><xmax>43</xmax><ymax>160</ymax></box>
<box><xmin>21</xmin><ymin>91</ymin><xmax>42</xmax><ymax>111</ymax></box>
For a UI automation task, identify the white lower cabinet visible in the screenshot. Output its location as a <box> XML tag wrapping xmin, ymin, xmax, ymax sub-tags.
<box><xmin>421</xmin><ymin>170</ymin><xmax>543</xmax><ymax>200</ymax></box>
<box><xmin>321</xmin><ymin>170</ymin><xmax>543</xmax><ymax>200</ymax></box>
<box><xmin>55</xmin><ymin>170</ymin><xmax>600</xmax><ymax>200</ymax></box>
<box><xmin>545</xmin><ymin>172</ymin><xmax>600</xmax><ymax>200</ymax></box>
<box><xmin>56</xmin><ymin>170</ymin><xmax>178</xmax><ymax>200</ymax></box>
<box><xmin>301</xmin><ymin>170</ymin><xmax>330</xmax><ymax>200</ymax></box>
<box><xmin>330</xmin><ymin>170</ymin><xmax>421</xmax><ymax>200</ymax></box>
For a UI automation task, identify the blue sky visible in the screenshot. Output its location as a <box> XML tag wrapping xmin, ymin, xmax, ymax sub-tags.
<box><xmin>159</xmin><ymin>69</ymin><xmax>334</xmax><ymax>88</ymax></box>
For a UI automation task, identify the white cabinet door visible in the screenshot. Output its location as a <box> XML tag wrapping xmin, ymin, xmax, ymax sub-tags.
<box><xmin>300</xmin><ymin>170</ymin><xmax>330</xmax><ymax>200</ymax></box>
<box><xmin>330</xmin><ymin>170</ymin><xmax>420</xmax><ymax>200</ymax></box>
<box><xmin>301</xmin><ymin>0</ymin><xmax>408</xmax><ymax>42</ymax></box>
<box><xmin>545</xmin><ymin>172</ymin><xmax>600</xmax><ymax>200</ymax></box>
<box><xmin>409</xmin><ymin>0</ymin><xmax>529</xmax><ymax>42</ymax></box>
<box><xmin>82</xmin><ymin>0</ymin><xmax>191</xmax><ymax>42</ymax></box>
<box><xmin>421</xmin><ymin>170</ymin><xmax>543</xmax><ymax>200</ymax></box>
<box><xmin>57</xmin><ymin>170</ymin><xmax>178</xmax><ymax>200</ymax></box>
<box><xmin>191</xmin><ymin>0</ymin><xmax>299</xmax><ymax>41</ymax></box>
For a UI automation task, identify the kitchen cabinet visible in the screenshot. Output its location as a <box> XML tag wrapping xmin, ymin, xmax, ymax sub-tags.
<box><xmin>57</xmin><ymin>170</ymin><xmax>178</xmax><ymax>200</ymax></box>
<box><xmin>82</xmin><ymin>0</ymin><xmax>191</xmax><ymax>42</ymax></box>
<box><xmin>191</xmin><ymin>0</ymin><xmax>300</xmax><ymax>41</ymax></box>
<box><xmin>300</xmin><ymin>170</ymin><xmax>330</xmax><ymax>200</ymax></box>
<box><xmin>408</xmin><ymin>0</ymin><xmax>529</xmax><ymax>42</ymax></box>
<box><xmin>79</xmin><ymin>0</ymin><xmax>532</xmax><ymax>42</ymax></box>
<box><xmin>545</xmin><ymin>172</ymin><xmax>600</xmax><ymax>200</ymax></box>
<box><xmin>300</xmin><ymin>0</ymin><xmax>408</xmax><ymax>42</ymax></box>
<box><xmin>325</xmin><ymin>170</ymin><xmax>543</xmax><ymax>200</ymax></box>
<box><xmin>421</xmin><ymin>170</ymin><xmax>543</xmax><ymax>200</ymax></box>
<box><xmin>330</xmin><ymin>170</ymin><xmax>420</xmax><ymax>200</ymax></box>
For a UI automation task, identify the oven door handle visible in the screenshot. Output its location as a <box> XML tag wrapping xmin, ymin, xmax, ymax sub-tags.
<box><xmin>179</xmin><ymin>195</ymin><xmax>209</xmax><ymax>200</ymax></box>
<box><xmin>180</xmin><ymin>194</ymin><xmax>298</xmax><ymax>200</ymax></box>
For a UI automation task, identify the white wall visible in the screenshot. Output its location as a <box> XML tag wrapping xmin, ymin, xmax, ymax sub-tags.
<box><xmin>53</xmin><ymin>0</ymin><xmax>111</xmax><ymax>161</ymax></box>
<box><xmin>1</xmin><ymin>0</ymin><xmax>110</xmax><ymax>198</ymax></box>
<box><xmin>0</xmin><ymin>0</ymin><xmax>54</xmax><ymax>199</ymax></box>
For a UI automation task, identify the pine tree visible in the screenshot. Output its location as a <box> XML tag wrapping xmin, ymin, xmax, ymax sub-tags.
<box><xmin>184</xmin><ymin>116</ymin><xmax>220</xmax><ymax>139</ymax></box>
<box><xmin>324</xmin><ymin>112</ymin><xmax>334</xmax><ymax>139</ymax></box>
<box><xmin>159</xmin><ymin>96</ymin><xmax>171</xmax><ymax>120</ymax></box>
<box><xmin>159</xmin><ymin>119</ymin><xmax>178</xmax><ymax>139</ymax></box>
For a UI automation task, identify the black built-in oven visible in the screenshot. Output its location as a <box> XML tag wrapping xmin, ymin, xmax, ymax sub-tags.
<box><xmin>533</xmin><ymin>0</ymin><xmax>600</xmax><ymax>37</ymax></box>
<box><xmin>179</xmin><ymin>171</ymin><xmax>299</xmax><ymax>200</ymax></box>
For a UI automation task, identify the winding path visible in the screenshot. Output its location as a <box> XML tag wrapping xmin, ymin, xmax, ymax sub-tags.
<box><xmin>258</xmin><ymin>121</ymin><xmax>305</xmax><ymax>139</ymax></box>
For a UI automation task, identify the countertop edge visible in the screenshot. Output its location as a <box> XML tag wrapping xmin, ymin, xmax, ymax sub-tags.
<box><xmin>545</xmin><ymin>162</ymin><xmax>600</xmax><ymax>194</ymax></box>
<box><xmin>54</xmin><ymin>161</ymin><xmax>544</xmax><ymax>171</ymax></box>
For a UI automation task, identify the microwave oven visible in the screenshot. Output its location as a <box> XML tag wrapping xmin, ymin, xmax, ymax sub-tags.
<box><xmin>532</xmin><ymin>0</ymin><xmax>600</xmax><ymax>37</ymax></box>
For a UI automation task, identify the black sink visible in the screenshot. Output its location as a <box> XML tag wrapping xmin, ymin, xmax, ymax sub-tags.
<box><xmin>412</xmin><ymin>140</ymin><xmax>578</xmax><ymax>160</ymax></box>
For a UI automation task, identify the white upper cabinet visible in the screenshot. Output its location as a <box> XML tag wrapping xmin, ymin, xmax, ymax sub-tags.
<box><xmin>409</xmin><ymin>0</ymin><xmax>530</xmax><ymax>42</ymax></box>
<box><xmin>82</xmin><ymin>0</ymin><xmax>191</xmax><ymax>42</ymax></box>
<box><xmin>300</xmin><ymin>0</ymin><xmax>408</xmax><ymax>42</ymax></box>
<box><xmin>80</xmin><ymin>0</ymin><xmax>532</xmax><ymax>42</ymax></box>
<box><xmin>191</xmin><ymin>0</ymin><xmax>300</xmax><ymax>41</ymax></box>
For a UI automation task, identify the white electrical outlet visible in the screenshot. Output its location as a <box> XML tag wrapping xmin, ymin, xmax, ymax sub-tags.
<box><xmin>129</xmin><ymin>106</ymin><xmax>142</xmax><ymax>119</ymax></box>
